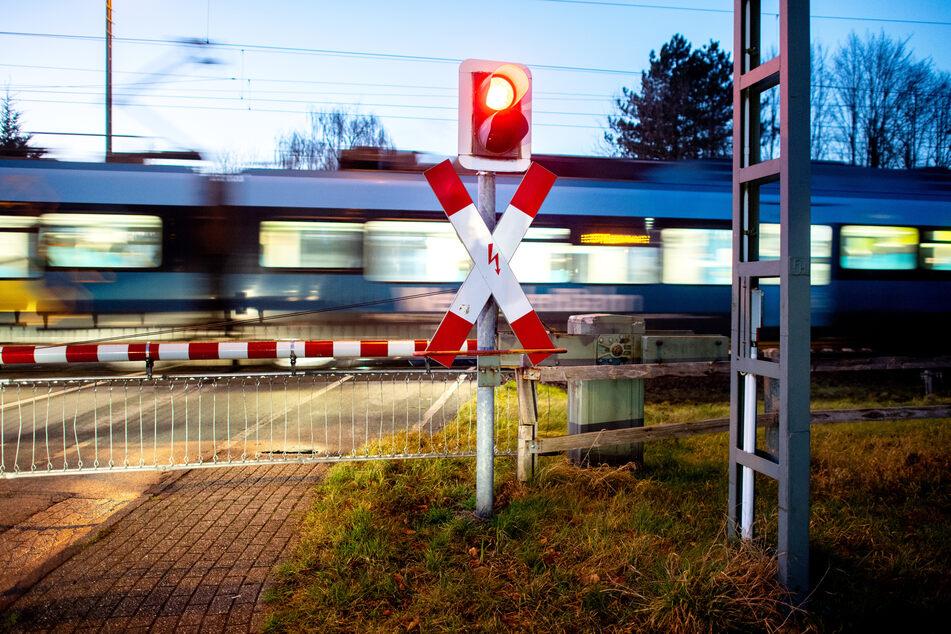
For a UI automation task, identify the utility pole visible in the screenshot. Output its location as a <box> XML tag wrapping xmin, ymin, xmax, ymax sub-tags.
<box><xmin>106</xmin><ymin>0</ymin><xmax>113</xmax><ymax>160</ymax></box>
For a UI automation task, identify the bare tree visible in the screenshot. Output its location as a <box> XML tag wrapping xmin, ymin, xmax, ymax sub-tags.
<box><xmin>863</xmin><ymin>33</ymin><xmax>917</xmax><ymax>167</ymax></box>
<box><xmin>760</xmin><ymin>44</ymin><xmax>833</xmax><ymax>163</ymax></box>
<box><xmin>930</xmin><ymin>72</ymin><xmax>951</xmax><ymax>168</ymax></box>
<box><xmin>760</xmin><ymin>85</ymin><xmax>780</xmax><ymax>160</ymax></box>
<box><xmin>894</xmin><ymin>58</ymin><xmax>934</xmax><ymax>169</ymax></box>
<box><xmin>828</xmin><ymin>31</ymin><xmax>937</xmax><ymax>169</ymax></box>
<box><xmin>831</xmin><ymin>33</ymin><xmax>866</xmax><ymax>166</ymax></box>
<box><xmin>277</xmin><ymin>107</ymin><xmax>392</xmax><ymax>170</ymax></box>
<box><xmin>758</xmin><ymin>47</ymin><xmax>780</xmax><ymax>161</ymax></box>
<box><xmin>810</xmin><ymin>43</ymin><xmax>833</xmax><ymax>161</ymax></box>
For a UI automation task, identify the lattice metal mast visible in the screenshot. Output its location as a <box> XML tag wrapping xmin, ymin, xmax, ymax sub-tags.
<box><xmin>729</xmin><ymin>0</ymin><xmax>811</xmax><ymax>596</ymax></box>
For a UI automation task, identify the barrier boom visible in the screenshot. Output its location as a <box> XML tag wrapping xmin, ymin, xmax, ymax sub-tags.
<box><xmin>0</xmin><ymin>339</ymin><xmax>478</xmax><ymax>365</ymax></box>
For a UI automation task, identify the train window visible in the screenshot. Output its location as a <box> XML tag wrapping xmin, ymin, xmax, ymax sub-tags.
<box><xmin>840</xmin><ymin>225</ymin><xmax>918</xmax><ymax>270</ymax></box>
<box><xmin>0</xmin><ymin>217</ymin><xmax>39</xmax><ymax>278</ymax></box>
<box><xmin>39</xmin><ymin>213</ymin><xmax>162</xmax><ymax>269</ymax></box>
<box><xmin>920</xmin><ymin>230</ymin><xmax>951</xmax><ymax>271</ymax></box>
<box><xmin>759</xmin><ymin>224</ymin><xmax>833</xmax><ymax>285</ymax></box>
<box><xmin>364</xmin><ymin>221</ymin><xmax>470</xmax><ymax>282</ymax></box>
<box><xmin>573</xmin><ymin>245</ymin><xmax>660</xmax><ymax>283</ymax></box>
<box><xmin>661</xmin><ymin>228</ymin><xmax>732</xmax><ymax>284</ymax></box>
<box><xmin>364</xmin><ymin>222</ymin><xmax>574</xmax><ymax>283</ymax></box>
<box><xmin>511</xmin><ymin>228</ymin><xmax>573</xmax><ymax>283</ymax></box>
<box><xmin>259</xmin><ymin>221</ymin><xmax>362</xmax><ymax>269</ymax></box>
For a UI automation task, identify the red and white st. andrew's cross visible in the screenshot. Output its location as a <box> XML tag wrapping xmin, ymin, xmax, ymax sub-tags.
<box><xmin>423</xmin><ymin>159</ymin><xmax>557</xmax><ymax>368</ymax></box>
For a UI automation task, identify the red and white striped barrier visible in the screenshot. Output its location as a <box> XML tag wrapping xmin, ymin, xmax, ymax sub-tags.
<box><xmin>424</xmin><ymin>160</ymin><xmax>557</xmax><ymax>368</ymax></box>
<box><xmin>0</xmin><ymin>339</ymin><xmax>479</xmax><ymax>365</ymax></box>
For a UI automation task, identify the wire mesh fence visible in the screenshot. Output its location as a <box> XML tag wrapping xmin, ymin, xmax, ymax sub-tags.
<box><xmin>0</xmin><ymin>369</ymin><xmax>527</xmax><ymax>478</ymax></box>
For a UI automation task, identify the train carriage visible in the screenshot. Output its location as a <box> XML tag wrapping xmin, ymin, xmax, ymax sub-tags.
<box><xmin>0</xmin><ymin>155</ymin><xmax>948</xmax><ymax>351</ymax></box>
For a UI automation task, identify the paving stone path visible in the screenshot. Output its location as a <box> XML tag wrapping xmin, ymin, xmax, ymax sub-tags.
<box><xmin>2</xmin><ymin>463</ymin><xmax>325</xmax><ymax>632</ymax></box>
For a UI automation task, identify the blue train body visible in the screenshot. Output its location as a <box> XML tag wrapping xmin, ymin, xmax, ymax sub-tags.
<box><xmin>0</xmin><ymin>156</ymin><xmax>948</xmax><ymax>349</ymax></box>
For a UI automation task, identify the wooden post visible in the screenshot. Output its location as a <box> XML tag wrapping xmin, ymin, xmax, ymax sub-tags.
<box><xmin>515</xmin><ymin>367</ymin><xmax>537</xmax><ymax>482</ymax></box>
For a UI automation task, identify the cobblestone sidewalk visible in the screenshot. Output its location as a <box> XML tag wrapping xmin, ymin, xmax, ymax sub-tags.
<box><xmin>2</xmin><ymin>463</ymin><xmax>325</xmax><ymax>632</ymax></box>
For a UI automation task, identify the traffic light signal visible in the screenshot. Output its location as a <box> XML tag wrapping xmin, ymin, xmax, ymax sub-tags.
<box><xmin>459</xmin><ymin>59</ymin><xmax>531</xmax><ymax>172</ymax></box>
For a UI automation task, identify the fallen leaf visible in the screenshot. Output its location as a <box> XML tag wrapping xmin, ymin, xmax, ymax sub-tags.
<box><xmin>406</xmin><ymin>616</ymin><xmax>421</xmax><ymax>630</ymax></box>
<box><xmin>468</xmin><ymin>547</ymin><xmax>478</xmax><ymax>558</ymax></box>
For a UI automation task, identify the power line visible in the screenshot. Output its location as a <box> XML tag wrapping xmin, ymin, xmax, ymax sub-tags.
<box><xmin>0</xmin><ymin>31</ymin><xmax>642</xmax><ymax>76</ymax></box>
<box><xmin>26</xmin><ymin>131</ymin><xmax>144</xmax><ymax>138</ymax></box>
<box><xmin>12</xmin><ymin>87</ymin><xmax>613</xmax><ymax>119</ymax></box>
<box><xmin>538</xmin><ymin>0</ymin><xmax>951</xmax><ymax>26</ymax></box>
<box><xmin>540</xmin><ymin>0</ymin><xmax>732</xmax><ymax>16</ymax></box>
<box><xmin>16</xmin><ymin>97</ymin><xmax>608</xmax><ymax>130</ymax></box>
<box><xmin>0</xmin><ymin>63</ymin><xmax>617</xmax><ymax>101</ymax></box>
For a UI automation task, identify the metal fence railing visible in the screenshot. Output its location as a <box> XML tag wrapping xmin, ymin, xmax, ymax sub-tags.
<box><xmin>0</xmin><ymin>369</ymin><xmax>524</xmax><ymax>478</ymax></box>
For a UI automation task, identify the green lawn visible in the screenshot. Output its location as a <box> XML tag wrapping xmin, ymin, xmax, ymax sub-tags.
<box><xmin>263</xmin><ymin>371</ymin><xmax>950</xmax><ymax>632</ymax></box>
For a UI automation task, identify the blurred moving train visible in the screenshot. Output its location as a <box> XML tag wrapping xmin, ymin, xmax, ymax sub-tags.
<box><xmin>0</xmin><ymin>154</ymin><xmax>949</xmax><ymax>351</ymax></box>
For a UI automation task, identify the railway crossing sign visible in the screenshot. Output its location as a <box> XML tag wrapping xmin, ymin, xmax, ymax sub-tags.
<box><xmin>423</xmin><ymin>159</ymin><xmax>557</xmax><ymax>368</ymax></box>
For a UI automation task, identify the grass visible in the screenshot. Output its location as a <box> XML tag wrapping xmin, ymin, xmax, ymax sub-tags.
<box><xmin>263</xmin><ymin>371</ymin><xmax>950</xmax><ymax>632</ymax></box>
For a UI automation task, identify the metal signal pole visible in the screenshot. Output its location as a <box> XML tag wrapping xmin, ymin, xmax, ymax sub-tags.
<box><xmin>475</xmin><ymin>170</ymin><xmax>498</xmax><ymax>519</ymax></box>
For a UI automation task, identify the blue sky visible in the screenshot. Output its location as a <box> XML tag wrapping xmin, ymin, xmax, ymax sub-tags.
<box><xmin>3</xmin><ymin>0</ymin><xmax>950</xmax><ymax>165</ymax></box>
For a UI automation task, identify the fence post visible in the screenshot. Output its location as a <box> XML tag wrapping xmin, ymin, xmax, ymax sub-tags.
<box><xmin>515</xmin><ymin>367</ymin><xmax>537</xmax><ymax>482</ymax></box>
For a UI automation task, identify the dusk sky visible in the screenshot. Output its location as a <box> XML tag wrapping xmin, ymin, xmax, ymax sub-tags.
<box><xmin>3</xmin><ymin>0</ymin><xmax>950</xmax><ymax>165</ymax></box>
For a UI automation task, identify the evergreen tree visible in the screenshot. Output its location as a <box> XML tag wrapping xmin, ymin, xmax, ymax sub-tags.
<box><xmin>605</xmin><ymin>34</ymin><xmax>732</xmax><ymax>160</ymax></box>
<box><xmin>0</xmin><ymin>91</ymin><xmax>45</xmax><ymax>159</ymax></box>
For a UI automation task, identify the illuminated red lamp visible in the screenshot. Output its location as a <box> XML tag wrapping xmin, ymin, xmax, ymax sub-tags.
<box><xmin>459</xmin><ymin>59</ymin><xmax>532</xmax><ymax>172</ymax></box>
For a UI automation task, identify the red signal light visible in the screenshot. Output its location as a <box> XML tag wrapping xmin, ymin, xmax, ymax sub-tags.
<box><xmin>483</xmin><ymin>76</ymin><xmax>515</xmax><ymax>110</ymax></box>
<box><xmin>459</xmin><ymin>60</ymin><xmax>532</xmax><ymax>171</ymax></box>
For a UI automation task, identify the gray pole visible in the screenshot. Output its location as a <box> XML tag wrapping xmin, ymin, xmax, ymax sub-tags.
<box><xmin>106</xmin><ymin>0</ymin><xmax>113</xmax><ymax>160</ymax></box>
<box><xmin>475</xmin><ymin>170</ymin><xmax>497</xmax><ymax>519</ymax></box>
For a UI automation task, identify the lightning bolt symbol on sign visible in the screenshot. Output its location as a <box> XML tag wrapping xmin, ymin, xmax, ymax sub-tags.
<box><xmin>423</xmin><ymin>159</ymin><xmax>557</xmax><ymax>367</ymax></box>
<box><xmin>488</xmin><ymin>243</ymin><xmax>501</xmax><ymax>275</ymax></box>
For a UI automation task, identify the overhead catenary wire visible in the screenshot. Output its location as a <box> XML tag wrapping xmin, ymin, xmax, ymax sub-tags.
<box><xmin>3</xmin><ymin>14</ymin><xmax>947</xmax><ymax>162</ymax></box>
<box><xmin>0</xmin><ymin>31</ymin><xmax>641</xmax><ymax>77</ymax></box>
<box><xmin>12</xmin><ymin>89</ymin><xmax>612</xmax><ymax>118</ymax></box>
<box><xmin>15</xmin><ymin>97</ymin><xmax>610</xmax><ymax>131</ymax></box>
<box><xmin>0</xmin><ymin>62</ymin><xmax>627</xmax><ymax>99</ymax></box>
<box><xmin>538</xmin><ymin>0</ymin><xmax>951</xmax><ymax>26</ymax></box>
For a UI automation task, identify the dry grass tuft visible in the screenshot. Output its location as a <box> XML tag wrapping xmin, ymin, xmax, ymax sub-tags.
<box><xmin>264</xmin><ymin>372</ymin><xmax>951</xmax><ymax>632</ymax></box>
